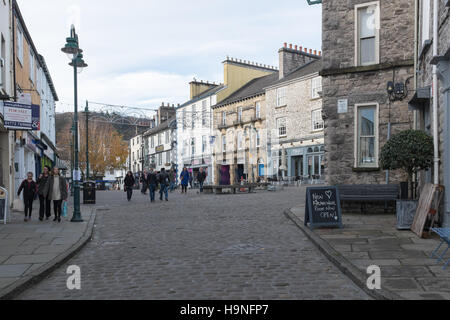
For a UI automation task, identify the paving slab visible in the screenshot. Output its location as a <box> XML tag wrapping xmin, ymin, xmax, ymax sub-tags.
<box><xmin>369</xmin><ymin>250</ymin><xmax>428</xmax><ymax>259</ymax></box>
<box><xmin>0</xmin><ymin>265</ymin><xmax>31</xmax><ymax>278</ymax></box>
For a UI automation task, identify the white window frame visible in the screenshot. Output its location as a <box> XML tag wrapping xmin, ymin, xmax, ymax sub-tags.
<box><xmin>238</xmin><ymin>107</ymin><xmax>243</xmax><ymax>122</ymax></box>
<box><xmin>237</xmin><ymin>131</ymin><xmax>244</xmax><ymax>150</ymax></box>
<box><xmin>191</xmin><ymin>137</ymin><xmax>196</xmax><ymax>156</ymax></box>
<box><xmin>182</xmin><ymin>109</ymin><xmax>186</xmax><ymax>130</ymax></box>
<box><xmin>202</xmin><ymin>100</ymin><xmax>207</xmax><ymax>127</ymax></box>
<box><xmin>158</xmin><ymin>133</ymin><xmax>161</xmax><ymax>146</ymax></box>
<box><xmin>165</xmin><ymin>131</ymin><xmax>169</xmax><ymax>144</ymax></box>
<box><xmin>312</xmin><ymin>109</ymin><xmax>324</xmax><ymax>131</ymax></box>
<box><xmin>202</xmin><ymin>135</ymin><xmax>207</xmax><ymax>153</ymax></box>
<box><xmin>276</xmin><ymin>87</ymin><xmax>287</xmax><ymax>107</ymax></box>
<box><xmin>255</xmin><ymin>102</ymin><xmax>261</xmax><ymax>119</ymax></box>
<box><xmin>421</xmin><ymin>0</ymin><xmax>431</xmax><ymax>46</ymax></box>
<box><xmin>151</xmin><ymin>136</ymin><xmax>154</xmax><ymax>148</ymax></box>
<box><xmin>191</xmin><ymin>104</ymin><xmax>196</xmax><ymax>129</ymax></box>
<box><xmin>29</xmin><ymin>51</ymin><xmax>34</xmax><ymax>83</ymax></box>
<box><xmin>166</xmin><ymin>151</ymin><xmax>171</xmax><ymax>164</ymax></box>
<box><xmin>277</xmin><ymin>118</ymin><xmax>287</xmax><ymax>138</ymax></box>
<box><xmin>158</xmin><ymin>153</ymin><xmax>162</xmax><ymax>166</ymax></box>
<box><xmin>17</xmin><ymin>24</ymin><xmax>23</xmax><ymax>65</ymax></box>
<box><xmin>311</xmin><ymin>77</ymin><xmax>322</xmax><ymax>99</ymax></box>
<box><xmin>354</xmin><ymin>1</ymin><xmax>380</xmax><ymax>67</ymax></box>
<box><xmin>256</xmin><ymin>130</ymin><xmax>261</xmax><ymax>148</ymax></box>
<box><xmin>222</xmin><ymin>111</ymin><xmax>227</xmax><ymax>126</ymax></box>
<box><xmin>354</xmin><ymin>103</ymin><xmax>379</xmax><ymax>168</ymax></box>
<box><xmin>222</xmin><ymin>135</ymin><xmax>226</xmax><ymax>153</ymax></box>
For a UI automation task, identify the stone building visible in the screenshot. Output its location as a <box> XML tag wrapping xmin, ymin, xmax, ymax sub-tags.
<box><xmin>212</xmin><ymin>72</ymin><xmax>278</xmax><ymax>185</ymax></box>
<box><xmin>265</xmin><ymin>44</ymin><xmax>323</xmax><ymax>181</ymax></box>
<box><xmin>319</xmin><ymin>0</ymin><xmax>415</xmax><ymax>185</ymax></box>
<box><xmin>412</xmin><ymin>0</ymin><xmax>450</xmax><ymax>226</ymax></box>
<box><xmin>176</xmin><ymin>81</ymin><xmax>222</xmax><ymax>185</ymax></box>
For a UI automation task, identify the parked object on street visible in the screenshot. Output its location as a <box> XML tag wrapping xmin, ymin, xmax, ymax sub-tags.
<box><xmin>430</xmin><ymin>228</ymin><xmax>450</xmax><ymax>270</ymax></box>
<box><xmin>83</xmin><ymin>181</ymin><xmax>96</xmax><ymax>204</ymax></box>
<box><xmin>304</xmin><ymin>186</ymin><xmax>342</xmax><ymax>230</ymax></box>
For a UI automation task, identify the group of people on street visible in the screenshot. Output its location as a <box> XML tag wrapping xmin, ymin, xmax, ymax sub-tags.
<box><xmin>124</xmin><ymin>167</ymin><xmax>208</xmax><ymax>201</ymax></box>
<box><xmin>17</xmin><ymin>166</ymin><xmax>68</xmax><ymax>222</ymax></box>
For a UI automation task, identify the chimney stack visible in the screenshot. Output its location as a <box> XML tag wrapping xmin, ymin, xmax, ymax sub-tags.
<box><xmin>279</xmin><ymin>43</ymin><xmax>321</xmax><ymax>80</ymax></box>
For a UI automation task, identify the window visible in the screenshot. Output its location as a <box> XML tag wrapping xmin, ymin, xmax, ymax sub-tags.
<box><xmin>277</xmin><ymin>118</ymin><xmax>287</xmax><ymax>137</ymax></box>
<box><xmin>151</xmin><ymin>136</ymin><xmax>154</xmax><ymax>148</ymax></box>
<box><xmin>202</xmin><ymin>135</ymin><xmax>207</xmax><ymax>153</ymax></box>
<box><xmin>238</xmin><ymin>107</ymin><xmax>243</xmax><ymax>122</ymax></box>
<box><xmin>355</xmin><ymin>2</ymin><xmax>380</xmax><ymax>66</ymax></box>
<box><xmin>222</xmin><ymin>111</ymin><xmax>227</xmax><ymax>126</ymax></box>
<box><xmin>237</xmin><ymin>131</ymin><xmax>243</xmax><ymax>150</ymax></box>
<box><xmin>276</xmin><ymin>87</ymin><xmax>287</xmax><ymax>107</ymax></box>
<box><xmin>165</xmin><ymin>131</ymin><xmax>169</xmax><ymax>144</ymax></box>
<box><xmin>421</xmin><ymin>0</ymin><xmax>430</xmax><ymax>46</ymax></box>
<box><xmin>312</xmin><ymin>109</ymin><xmax>324</xmax><ymax>131</ymax></box>
<box><xmin>17</xmin><ymin>25</ymin><xmax>23</xmax><ymax>65</ymax></box>
<box><xmin>0</xmin><ymin>34</ymin><xmax>5</xmax><ymax>88</ymax></box>
<box><xmin>29</xmin><ymin>51</ymin><xmax>34</xmax><ymax>83</ymax></box>
<box><xmin>191</xmin><ymin>137</ymin><xmax>196</xmax><ymax>156</ymax></box>
<box><xmin>166</xmin><ymin>151</ymin><xmax>171</xmax><ymax>164</ymax></box>
<box><xmin>137</xmin><ymin>137</ymin><xmax>140</xmax><ymax>145</ymax></box>
<box><xmin>158</xmin><ymin>133</ymin><xmax>161</xmax><ymax>145</ymax></box>
<box><xmin>256</xmin><ymin>130</ymin><xmax>261</xmax><ymax>148</ymax></box>
<box><xmin>222</xmin><ymin>135</ymin><xmax>226</xmax><ymax>152</ymax></box>
<box><xmin>355</xmin><ymin>104</ymin><xmax>378</xmax><ymax>167</ymax></box>
<box><xmin>191</xmin><ymin>105</ymin><xmax>196</xmax><ymax>129</ymax></box>
<box><xmin>182</xmin><ymin>109</ymin><xmax>186</xmax><ymax>130</ymax></box>
<box><xmin>182</xmin><ymin>139</ymin><xmax>187</xmax><ymax>154</ymax></box>
<box><xmin>202</xmin><ymin>101</ymin><xmax>207</xmax><ymax>126</ymax></box>
<box><xmin>255</xmin><ymin>102</ymin><xmax>261</xmax><ymax>119</ymax></box>
<box><xmin>158</xmin><ymin>153</ymin><xmax>162</xmax><ymax>166</ymax></box>
<box><xmin>311</xmin><ymin>77</ymin><xmax>322</xmax><ymax>99</ymax></box>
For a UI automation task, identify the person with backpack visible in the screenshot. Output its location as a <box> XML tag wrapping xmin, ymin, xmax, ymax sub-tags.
<box><xmin>157</xmin><ymin>168</ymin><xmax>169</xmax><ymax>201</ymax></box>
<box><xmin>147</xmin><ymin>168</ymin><xmax>158</xmax><ymax>203</ymax></box>
<box><xmin>180</xmin><ymin>167</ymin><xmax>189</xmax><ymax>194</ymax></box>
<box><xmin>44</xmin><ymin>167</ymin><xmax>68</xmax><ymax>223</ymax></box>
<box><xmin>124</xmin><ymin>171</ymin><xmax>135</xmax><ymax>201</ymax></box>
<box><xmin>18</xmin><ymin>172</ymin><xmax>38</xmax><ymax>222</ymax></box>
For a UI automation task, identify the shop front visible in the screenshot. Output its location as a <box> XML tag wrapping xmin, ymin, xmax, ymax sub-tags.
<box><xmin>279</xmin><ymin>144</ymin><xmax>325</xmax><ymax>180</ymax></box>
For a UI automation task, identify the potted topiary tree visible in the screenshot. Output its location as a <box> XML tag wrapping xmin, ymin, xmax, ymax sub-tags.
<box><xmin>380</xmin><ymin>130</ymin><xmax>434</xmax><ymax>230</ymax></box>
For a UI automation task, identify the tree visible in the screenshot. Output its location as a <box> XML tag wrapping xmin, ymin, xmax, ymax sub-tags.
<box><xmin>380</xmin><ymin>130</ymin><xmax>434</xmax><ymax>199</ymax></box>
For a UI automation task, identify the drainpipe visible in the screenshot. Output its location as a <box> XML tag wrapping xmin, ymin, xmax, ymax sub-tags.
<box><xmin>413</xmin><ymin>0</ymin><xmax>419</xmax><ymax>130</ymax></box>
<box><xmin>432</xmin><ymin>0</ymin><xmax>439</xmax><ymax>185</ymax></box>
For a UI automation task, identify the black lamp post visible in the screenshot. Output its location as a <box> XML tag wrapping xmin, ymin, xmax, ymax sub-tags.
<box><xmin>62</xmin><ymin>25</ymin><xmax>88</xmax><ymax>223</ymax></box>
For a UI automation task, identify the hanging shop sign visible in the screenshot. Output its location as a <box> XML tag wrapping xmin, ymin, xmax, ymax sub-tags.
<box><xmin>1</xmin><ymin>102</ymin><xmax>32</xmax><ymax>130</ymax></box>
<box><xmin>32</xmin><ymin>105</ymin><xmax>40</xmax><ymax>131</ymax></box>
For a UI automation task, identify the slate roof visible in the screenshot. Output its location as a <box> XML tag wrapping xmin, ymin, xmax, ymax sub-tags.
<box><xmin>143</xmin><ymin>117</ymin><xmax>176</xmax><ymax>137</ymax></box>
<box><xmin>178</xmin><ymin>85</ymin><xmax>224</xmax><ymax>109</ymax></box>
<box><xmin>268</xmin><ymin>59</ymin><xmax>322</xmax><ymax>88</ymax></box>
<box><xmin>214</xmin><ymin>72</ymin><xmax>279</xmax><ymax>108</ymax></box>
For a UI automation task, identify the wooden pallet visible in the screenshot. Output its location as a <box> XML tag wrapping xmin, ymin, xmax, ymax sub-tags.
<box><xmin>411</xmin><ymin>184</ymin><xmax>445</xmax><ymax>238</ymax></box>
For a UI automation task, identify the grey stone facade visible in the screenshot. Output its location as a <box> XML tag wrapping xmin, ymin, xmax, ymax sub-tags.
<box><xmin>321</xmin><ymin>0</ymin><xmax>415</xmax><ymax>186</ymax></box>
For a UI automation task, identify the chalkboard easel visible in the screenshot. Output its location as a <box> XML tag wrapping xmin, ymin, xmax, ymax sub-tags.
<box><xmin>304</xmin><ymin>186</ymin><xmax>343</xmax><ymax>230</ymax></box>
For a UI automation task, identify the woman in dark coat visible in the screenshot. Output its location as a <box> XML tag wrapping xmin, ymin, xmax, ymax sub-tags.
<box><xmin>18</xmin><ymin>172</ymin><xmax>38</xmax><ymax>222</ymax></box>
<box><xmin>44</xmin><ymin>167</ymin><xmax>68</xmax><ymax>223</ymax></box>
<box><xmin>124</xmin><ymin>171</ymin><xmax>135</xmax><ymax>201</ymax></box>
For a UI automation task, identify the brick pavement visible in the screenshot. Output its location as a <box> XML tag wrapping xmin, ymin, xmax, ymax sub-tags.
<box><xmin>0</xmin><ymin>201</ymin><xmax>95</xmax><ymax>299</ymax></box>
<box><xmin>15</xmin><ymin>187</ymin><xmax>370</xmax><ymax>300</ymax></box>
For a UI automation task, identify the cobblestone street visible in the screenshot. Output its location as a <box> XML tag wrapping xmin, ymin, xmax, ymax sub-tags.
<box><xmin>16</xmin><ymin>187</ymin><xmax>370</xmax><ymax>300</ymax></box>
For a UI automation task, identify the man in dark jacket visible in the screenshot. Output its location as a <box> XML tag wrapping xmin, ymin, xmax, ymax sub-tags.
<box><xmin>197</xmin><ymin>168</ymin><xmax>207</xmax><ymax>193</ymax></box>
<box><xmin>37</xmin><ymin>166</ymin><xmax>51</xmax><ymax>221</ymax></box>
<box><xmin>157</xmin><ymin>168</ymin><xmax>169</xmax><ymax>201</ymax></box>
<box><xmin>146</xmin><ymin>168</ymin><xmax>158</xmax><ymax>202</ymax></box>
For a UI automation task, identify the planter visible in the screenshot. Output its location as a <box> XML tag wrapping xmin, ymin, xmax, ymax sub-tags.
<box><xmin>396</xmin><ymin>199</ymin><xmax>419</xmax><ymax>230</ymax></box>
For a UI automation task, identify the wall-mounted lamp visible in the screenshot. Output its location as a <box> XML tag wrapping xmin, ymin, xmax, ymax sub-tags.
<box><xmin>387</xmin><ymin>79</ymin><xmax>409</xmax><ymax>102</ymax></box>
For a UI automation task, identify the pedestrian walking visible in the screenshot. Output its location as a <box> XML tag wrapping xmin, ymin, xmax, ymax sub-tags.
<box><xmin>169</xmin><ymin>169</ymin><xmax>176</xmax><ymax>192</ymax></box>
<box><xmin>140</xmin><ymin>170</ymin><xmax>148</xmax><ymax>195</ymax></box>
<box><xmin>124</xmin><ymin>171</ymin><xmax>135</xmax><ymax>201</ymax></box>
<box><xmin>158</xmin><ymin>168</ymin><xmax>169</xmax><ymax>201</ymax></box>
<box><xmin>44</xmin><ymin>167</ymin><xmax>68</xmax><ymax>223</ymax></box>
<box><xmin>147</xmin><ymin>168</ymin><xmax>158</xmax><ymax>203</ymax></box>
<box><xmin>180</xmin><ymin>167</ymin><xmax>189</xmax><ymax>194</ymax></box>
<box><xmin>197</xmin><ymin>168</ymin><xmax>207</xmax><ymax>193</ymax></box>
<box><xmin>37</xmin><ymin>166</ymin><xmax>51</xmax><ymax>221</ymax></box>
<box><xmin>17</xmin><ymin>172</ymin><xmax>38</xmax><ymax>222</ymax></box>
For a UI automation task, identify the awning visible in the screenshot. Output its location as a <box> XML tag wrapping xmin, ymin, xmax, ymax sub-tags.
<box><xmin>408</xmin><ymin>86</ymin><xmax>431</xmax><ymax>111</ymax></box>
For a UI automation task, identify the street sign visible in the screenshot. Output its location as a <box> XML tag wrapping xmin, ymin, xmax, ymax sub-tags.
<box><xmin>305</xmin><ymin>186</ymin><xmax>343</xmax><ymax>229</ymax></box>
<box><xmin>2</xmin><ymin>101</ymin><xmax>32</xmax><ymax>130</ymax></box>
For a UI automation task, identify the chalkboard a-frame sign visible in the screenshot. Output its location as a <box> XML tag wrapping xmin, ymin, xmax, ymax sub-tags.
<box><xmin>305</xmin><ymin>186</ymin><xmax>343</xmax><ymax>230</ymax></box>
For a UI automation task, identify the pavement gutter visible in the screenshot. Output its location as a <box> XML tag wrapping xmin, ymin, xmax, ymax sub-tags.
<box><xmin>284</xmin><ymin>208</ymin><xmax>404</xmax><ymax>301</ymax></box>
<box><xmin>0</xmin><ymin>208</ymin><xmax>97</xmax><ymax>300</ymax></box>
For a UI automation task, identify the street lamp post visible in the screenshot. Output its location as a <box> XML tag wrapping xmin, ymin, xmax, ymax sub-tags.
<box><xmin>62</xmin><ymin>25</ymin><xmax>88</xmax><ymax>223</ymax></box>
<box><xmin>70</xmin><ymin>124</ymin><xmax>74</xmax><ymax>196</ymax></box>
<box><xmin>85</xmin><ymin>100</ymin><xmax>89</xmax><ymax>181</ymax></box>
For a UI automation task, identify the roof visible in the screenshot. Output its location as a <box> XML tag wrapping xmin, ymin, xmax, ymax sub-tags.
<box><xmin>268</xmin><ymin>59</ymin><xmax>322</xmax><ymax>88</ymax></box>
<box><xmin>214</xmin><ymin>72</ymin><xmax>279</xmax><ymax>108</ymax></box>
<box><xmin>178</xmin><ymin>85</ymin><xmax>224</xmax><ymax>109</ymax></box>
<box><xmin>143</xmin><ymin>117</ymin><xmax>176</xmax><ymax>137</ymax></box>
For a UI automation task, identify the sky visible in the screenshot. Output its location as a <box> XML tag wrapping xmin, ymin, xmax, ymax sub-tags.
<box><xmin>18</xmin><ymin>0</ymin><xmax>322</xmax><ymax>117</ymax></box>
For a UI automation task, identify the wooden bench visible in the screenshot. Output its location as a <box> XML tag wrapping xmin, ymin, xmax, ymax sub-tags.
<box><xmin>203</xmin><ymin>184</ymin><xmax>257</xmax><ymax>194</ymax></box>
<box><xmin>337</xmin><ymin>184</ymin><xmax>400</xmax><ymax>213</ymax></box>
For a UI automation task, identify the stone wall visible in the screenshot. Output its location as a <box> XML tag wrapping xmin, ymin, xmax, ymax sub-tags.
<box><xmin>322</xmin><ymin>0</ymin><xmax>415</xmax><ymax>186</ymax></box>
